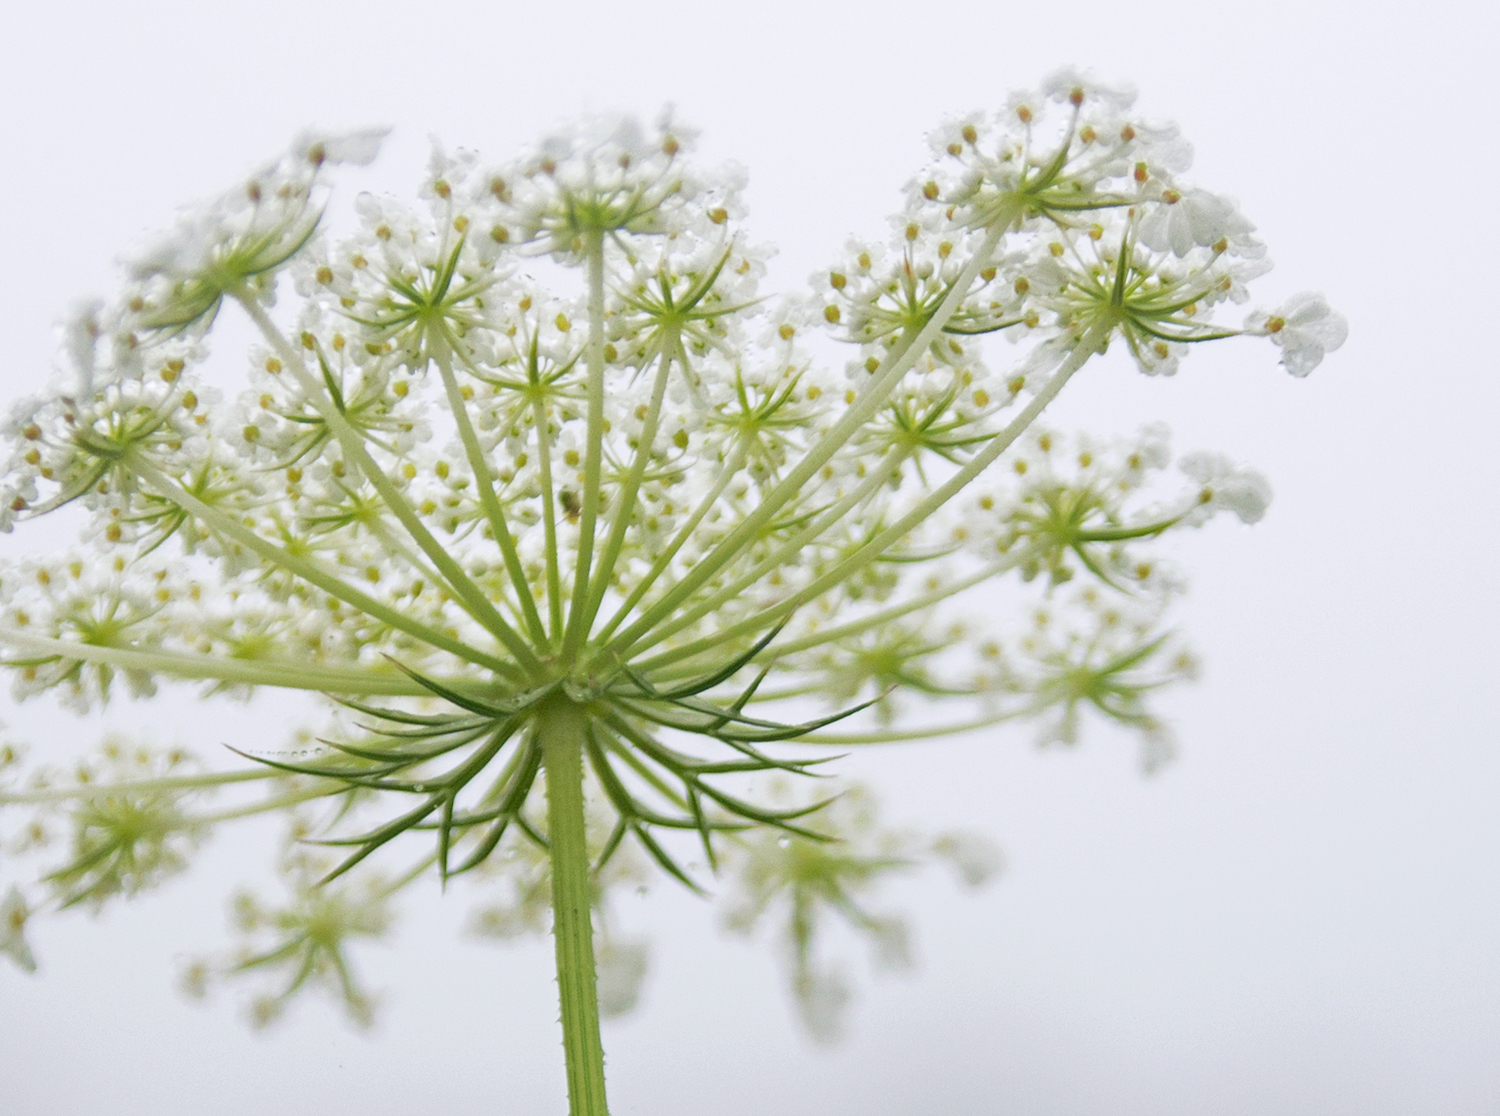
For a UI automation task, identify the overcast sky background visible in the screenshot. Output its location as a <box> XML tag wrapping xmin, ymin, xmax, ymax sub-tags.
<box><xmin>1</xmin><ymin>1</ymin><xmax>1496</xmax><ymax>1114</ymax></box>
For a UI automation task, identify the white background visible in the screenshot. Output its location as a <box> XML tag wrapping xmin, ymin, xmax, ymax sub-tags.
<box><xmin>1</xmin><ymin>1</ymin><xmax>1496</xmax><ymax>1114</ymax></box>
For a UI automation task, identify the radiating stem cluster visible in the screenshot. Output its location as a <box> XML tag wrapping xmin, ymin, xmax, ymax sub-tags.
<box><xmin>0</xmin><ymin>74</ymin><xmax>1344</xmax><ymax>1115</ymax></box>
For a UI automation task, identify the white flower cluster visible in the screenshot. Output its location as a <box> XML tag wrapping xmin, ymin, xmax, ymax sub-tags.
<box><xmin>0</xmin><ymin>78</ymin><xmax>1343</xmax><ymax>1043</ymax></box>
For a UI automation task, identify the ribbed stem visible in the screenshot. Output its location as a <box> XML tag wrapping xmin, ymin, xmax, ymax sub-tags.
<box><xmin>540</xmin><ymin>698</ymin><xmax>609</xmax><ymax>1116</ymax></box>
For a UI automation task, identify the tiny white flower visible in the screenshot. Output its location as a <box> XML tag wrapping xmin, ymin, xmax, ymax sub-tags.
<box><xmin>1245</xmin><ymin>291</ymin><xmax>1349</xmax><ymax>376</ymax></box>
<box><xmin>931</xmin><ymin>831</ymin><xmax>1005</xmax><ymax>888</ymax></box>
<box><xmin>1178</xmin><ymin>451</ymin><xmax>1273</xmax><ymax>525</ymax></box>
<box><xmin>293</xmin><ymin>127</ymin><xmax>390</xmax><ymax>168</ymax></box>
<box><xmin>1039</xmin><ymin>67</ymin><xmax>1137</xmax><ymax>113</ymax></box>
<box><xmin>1138</xmin><ymin>187</ymin><xmax>1257</xmax><ymax>259</ymax></box>
<box><xmin>594</xmin><ymin>937</ymin><xmax>650</xmax><ymax>1018</ymax></box>
<box><xmin>1140</xmin><ymin>723</ymin><xmax>1178</xmax><ymax>775</ymax></box>
<box><xmin>1</xmin><ymin>886</ymin><xmax>37</xmax><ymax>973</ymax></box>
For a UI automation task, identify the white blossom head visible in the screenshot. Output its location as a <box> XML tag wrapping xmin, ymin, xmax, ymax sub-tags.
<box><xmin>1245</xmin><ymin>291</ymin><xmax>1349</xmax><ymax>376</ymax></box>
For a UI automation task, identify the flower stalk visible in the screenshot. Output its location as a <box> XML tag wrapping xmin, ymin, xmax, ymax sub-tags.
<box><xmin>539</xmin><ymin>695</ymin><xmax>610</xmax><ymax>1116</ymax></box>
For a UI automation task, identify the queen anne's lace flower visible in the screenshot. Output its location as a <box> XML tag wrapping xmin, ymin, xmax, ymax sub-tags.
<box><xmin>0</xmin><ymin>83</ymin><xmax>1341</xmax><ymax>1108</ymax></box>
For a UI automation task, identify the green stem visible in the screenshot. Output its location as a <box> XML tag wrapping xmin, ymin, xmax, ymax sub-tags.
<box><xmin>125</xmin><ymin>455</ymin><xmax>519</xmax><ymax>678</ymax></box>
<box><xmin>626</xmin><ymin>445</ymin><xmax>908</xmax><ymax>656</ymax></box>
<box><xmin>434</xmin><ymin>349</ymin><xmax>550</xmax><ymax>647</ymax></box>
<box><xmin>798</xmin><ymin>708</ymin><xmax>1025</xmax><ymax>745</ymax></box>
<box><xmin>539</xmin><ymin>697</ymin><xmax>610</xmax><ymax>1116</ymax></box>
<box><xmin>562</xmin><ymin>237</ymin><xmax>609</xmax><ymax>661</ymax></box>
<box><xmin>0</xmin><ymin>768</ymin><xmax>274</xmax><ymax>805</ymax></box>
<box><xmin>631</xmin><ymin>325</ymin><xmax>1106</xmax><ymax>672</ymax></box>
<box><xmin>0</xmin><ymin>628</ymin><xmax>431</xmax><ymax>695</ymax></box>
<box><xmin>578</xmin><ymin>334</ymin><xmax>677</xmax><ymax>636</ymax></box>
<box><xmin>639</xmin><ymin>559</ymin><xmax>1013</xmax><ymax>679</ymax></box>
<box><xmin>191</xmin><ymin>783</ymin><xmax>345</xmax><ymax>825</ymax></box>
<box><xmin>606</xmin><ymin>221</ymin><xmax>1011</xmax><ymax>653</ymax></box>
<box><xmin>236</xmin><ymin>294</ymin><xmax>544</xmax><ymax>677</ymax></box>
<box><xmin>531</xmin><ymin>393</ymin><xmax>565</xmax><ymax>641</ymax></box>
<box><xmin>593</xmin><ymin>441</ymin><xmax>746</xmax><ymax>645</ymax></box>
